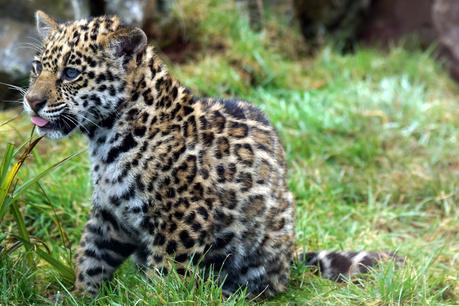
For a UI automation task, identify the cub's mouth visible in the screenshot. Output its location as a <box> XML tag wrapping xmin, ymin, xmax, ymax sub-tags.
<box><xmin>30</xmin><ymin>114</ymin><xmax>78</xmax><ymax>137</ymax></box>
<box><xmin>31</xmin><ymin>116</ymin><xmax>49</xmax><ymax>127</ymax></box>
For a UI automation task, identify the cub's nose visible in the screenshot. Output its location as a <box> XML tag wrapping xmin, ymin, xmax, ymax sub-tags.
<box><xmin>25</xmin><ymin>94</ymin><xmax>47</xmax><ymax>113</ymax></box>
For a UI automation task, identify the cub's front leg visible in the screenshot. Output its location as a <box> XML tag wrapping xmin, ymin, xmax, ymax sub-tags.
<box><xmin>74</xmin><ymin>208</ymin><xmax>137</xmax><ymax>295</ymax></box>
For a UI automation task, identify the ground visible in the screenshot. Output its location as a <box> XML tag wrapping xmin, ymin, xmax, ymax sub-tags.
<box><xmin>0</xmin><ymin>2</ymin><xmax>458</xmax><ymax>305</ymax></box>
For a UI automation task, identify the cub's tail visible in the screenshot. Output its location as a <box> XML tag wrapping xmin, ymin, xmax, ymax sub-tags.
<box><xmin>299</xmin><ymin>251</ymin><xmax>404</xmax><ymax>281</ymax></box>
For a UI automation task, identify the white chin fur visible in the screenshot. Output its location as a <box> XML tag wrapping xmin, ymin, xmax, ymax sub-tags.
<box><xmin>37</xmin><ymin>127</ymin><xmax>66</xmax><ymax>140</ymax></box>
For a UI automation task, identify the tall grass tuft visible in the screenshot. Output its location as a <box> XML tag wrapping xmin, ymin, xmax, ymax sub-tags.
<box><xmin>0</xmin><ymin>125</ymin><xmax>77</xmax><ymax>284</ymax></box>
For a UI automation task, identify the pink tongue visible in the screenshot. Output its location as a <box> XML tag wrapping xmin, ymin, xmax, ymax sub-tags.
<box><xmin>31</xmin><ymin>116</ymin><xmax>49</xmax><ymax>127</ymax></box>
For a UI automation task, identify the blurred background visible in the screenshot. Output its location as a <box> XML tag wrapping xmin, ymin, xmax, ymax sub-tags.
<box><xmin>1</xmin><ymin>0</ymin><xmax>459</xmax><ymax>108</ymax></box>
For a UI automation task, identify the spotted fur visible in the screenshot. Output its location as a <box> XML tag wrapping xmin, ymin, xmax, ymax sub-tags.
<box><xmin>23</xmin><ymin>11</ymin><xmax>401</xmax><ymax>298</ymax></box>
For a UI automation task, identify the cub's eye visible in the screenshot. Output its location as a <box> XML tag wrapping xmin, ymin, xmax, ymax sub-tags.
<box><xmin>62</xmin><ymin>67</ymin><xmax>81</xmax><ymax>81</ymax></box>
<box><xmin>32</xmin><ymin>61</ymin><xmax>42</xmax><ymax>76</ymax></box>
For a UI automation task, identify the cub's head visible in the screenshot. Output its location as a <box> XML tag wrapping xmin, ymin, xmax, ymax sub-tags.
<box><xmin>24</xmin><ymin>11</ymin><xmax>147</xmax><ymax>139</ymax></box>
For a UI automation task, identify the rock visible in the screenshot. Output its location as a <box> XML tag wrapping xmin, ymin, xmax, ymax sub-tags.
<box><xmin>105</xmin><ymin>0</ymin><xmax>150</xmax><ymax>26</ymax></box>
<box><xmin>433</xmin><ymin>0</ymin><xmax>459</xmax><ymax>80</ymax></box>
<box><xmin>359</xmin><ymin>0</ymin><xmax>436</xmax><ymax>47</ymax></box>
<box><xmin>0</xmin><ymin>0</ymin><xmax>90</xmax><ymax>21</ymax></box>
<box><xmin>294</xmin><ymin>0</ymin><xmax>371</xmax><ymax>52</ymax></box>
<box><xmin>0</xmin><ymin>19</ymin><xmax>37</xmax><ymax>77</ymax></box>
<box><xmin>0</xmin><ymin>18</ymin><xmax>38</xmax><ymax>109</ymax></box>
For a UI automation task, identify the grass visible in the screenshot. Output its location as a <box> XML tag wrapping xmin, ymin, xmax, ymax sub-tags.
<box><xmin>1</xmin><ymin>1</ymin><xmax>458</xmax><ymax>304</ymax></box>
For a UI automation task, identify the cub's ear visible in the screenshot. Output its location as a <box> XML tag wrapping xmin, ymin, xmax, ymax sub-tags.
<box><xmin>108</xmin><ymin>27</ymin><xmax>147</xmax><ymax>59</ymax></box>
<box><xmin>35</xmin><ymin>10</ymin><xmax>58</xmax><ymax>38</ymax></box>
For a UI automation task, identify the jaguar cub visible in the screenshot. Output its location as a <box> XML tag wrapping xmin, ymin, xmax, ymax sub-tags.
<box><xmin>24</xmin><ymin>11</ymin><xmax>398</xmax><ymax>297</ymax></box>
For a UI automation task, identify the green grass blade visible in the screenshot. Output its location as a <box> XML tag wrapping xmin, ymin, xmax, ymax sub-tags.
<box><xmin>34</xmin><ymin>247</ymin><xmax>75</xmax><ymax>284</ymax></box>
<box><xmin>0</xmin><ymin>137</ymin><xmax>43</xmax><ymax>221</ymax></box>
<box><xmin>0</xmin><ymin>144</ymin><xmax>15</xmax><ymax>220</ymax></box>
<box><xmin>14</xmin><ymin>237</ymin><xmax>75</xmax><ymax>284</ymax></box>
<box><xmin>9</xmin><ymin>202</ymin><xmax>34</xmax><ymax>265</ymax></box>
<box><xmin>0</xmin><ymin>143</ymin><xmax>14</xmax><ymax>183</ymax></box>
<box><xmin>37</xmin><ymin>183</ymin><xmax>72</xmax><ymax>252</ymax></box>
<box><xmin>0</xmin><ymin>167</ymin><xmax>18</xmax><ymax>221</ymax></box>
<box><xmin>0</xmin><ymin>239</ymin><xmax>23</xmax><ymax>258</ymax></box>
<box><xmin>11</xmin><ymin>150</ymin><xmax>84</xmax><ymax>203</ymax></box>
<box><xmin>0</xmin><ymin>112</ymin><xmax>21</xmax><ymax>128</ymax></box>
<box><xmin>9</xmin><ymin>202</ymin><xmax>31</xmax><ymax>246</ymax></box>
